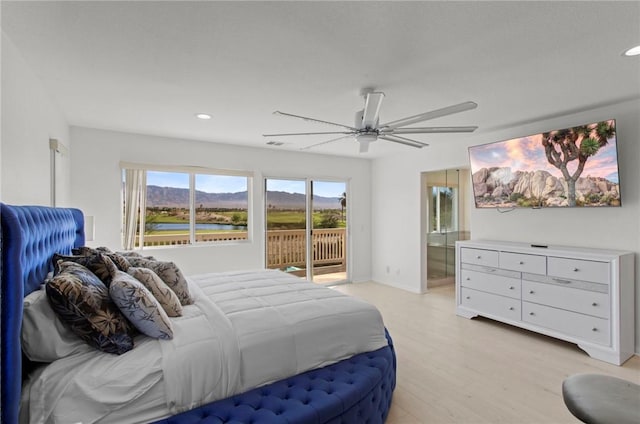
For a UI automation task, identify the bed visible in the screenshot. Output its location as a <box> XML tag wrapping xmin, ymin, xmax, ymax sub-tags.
<box><xmin>1</xmin><ymin>203</ymin><xmax>396</xmax><ymax>424</ymax></box>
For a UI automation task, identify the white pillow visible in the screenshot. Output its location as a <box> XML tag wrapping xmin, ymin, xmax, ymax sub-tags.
<box><xmin>22</xmin><ymin>287</ymin><xmax>90</xmax><ymax>362</ymax></box>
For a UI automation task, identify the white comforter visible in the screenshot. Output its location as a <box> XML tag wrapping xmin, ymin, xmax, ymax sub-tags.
<box><xmin>21</xmin><ymin>270</ymin><xmax>387</xmax><ymax>423</ymax></box>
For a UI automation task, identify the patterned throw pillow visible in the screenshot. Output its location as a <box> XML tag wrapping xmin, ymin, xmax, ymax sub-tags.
<box><xmin>127</xmin><ymin>267</ymin><xmax>183</xmax><ymax>317</ymax></box>
<box><xmin>109</xmin><ymin>271</ymin><xmax>174</xmax><ymax>340</ymax></box>
<box><xmin>126</xmin><ymin>258</ymin><xmax>194</xmax><ymax>306</ymax></box>
<box><xmin>124</xmin><ymin>256</ymin><xmax>154</xmax><ymax>268</ymax></box>
<box><xmin>118</xmin><ymin>251</ymin><xmax>156</xmax><ymax>261</ymax></box>
<box><xmin>53</xmin><ymin>253</ymin><xmax>118</xmax><ymax>286</ymax></box>
<box><xmin>147</xmin><ymin>261</ymin><xmax>194</xmax><ymax>306</ymax></box>
<box><xmin>71</xmin><ymin>246</ymin><xmax>131</xmax><ymax>272</ymax></box>
<box><xmin>46</xmin><ymin>262</ymin><xmax>134</xmax><ymax>354</ymax></box>
<box><xmin>72</xmin><ymin>246</ymin><xmax>101</xmax><ymax>256</ymax></box>
<box><xmin>104</xmin><ymin>251</ymin><xmax>131</xmax><ymax>272</ymax></box>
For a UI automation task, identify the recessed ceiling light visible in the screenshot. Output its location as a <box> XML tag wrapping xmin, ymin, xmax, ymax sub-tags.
<box><xmin>623</xmin><ymin>45</ymin><xmax>640</xmax><ymax>57</ymax></box>
<box><xmin>195</xmin><ymin>113</ymin><xmax>212</xmax><ymax>120</ymax></box>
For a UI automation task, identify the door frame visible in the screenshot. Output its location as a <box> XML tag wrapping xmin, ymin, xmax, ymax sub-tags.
<box><xmin>420</xmin><ymin>168</ymin><xmax>470</xmax><ymax>292</ymax></box>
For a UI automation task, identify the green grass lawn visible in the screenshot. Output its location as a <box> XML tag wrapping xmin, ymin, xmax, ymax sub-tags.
<box><xmin>146</xmin><ymin>209</ymin><xmax>346</xmax><ymax>230</ymax></box>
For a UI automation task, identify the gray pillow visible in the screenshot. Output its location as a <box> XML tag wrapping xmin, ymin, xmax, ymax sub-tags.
<box><xmin>126</xmin><ymin>258</ymin><xmax>194</xmax><ymax>306</ymax></box>
<box><xmin>109</xmin><ymin>271</ymin><xmax>174</xmax><ymax>340</ymax></box>
<box><xmin>127</xmin><ymin>267</ymin><xmax>183</xmax><ymax>317</ymax></box>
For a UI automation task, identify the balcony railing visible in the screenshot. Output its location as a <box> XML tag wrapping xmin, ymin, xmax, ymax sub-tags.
<box><xmin>140</xmin><ymin>228</ymin><xmax>346</xmax><ymax>273</ymax></box>
<box><xmin>142</xmin><ymin>232</ymin><xmax>248</xmax><ymax>246</ymax></box>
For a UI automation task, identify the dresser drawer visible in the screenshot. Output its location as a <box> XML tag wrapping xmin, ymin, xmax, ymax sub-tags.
<box><xmin>523</xmin><ymin>302</ymin><xmax>610</xmax><ymax>345</ymax></box>
<box><xmin>461</xmin><ymin>269</ymin><xmax>521</xmax><ymax>299</ymax></box>
<box><xmin>460</xmin><ymin>248</ymin><xmax>498</xmax><ymax>267</ymax></box>
<box><xmin>522</xmin><ymin>280</ymin><xmax>609</xmax><ymax>319</ymax></box>
<box><xmin>500</xmin><ymin>251</ymin><xmax>546</xmax><ymax>274</ymax></box>
<box><xmin>460</xmin><ymin>287</ymin><xmax>520</xmax><ymax>321</ymax></box>
<box><xmin>548</xmin><ymin>257</ymin><xmax>609</xmax><ymax>284</ymax></box>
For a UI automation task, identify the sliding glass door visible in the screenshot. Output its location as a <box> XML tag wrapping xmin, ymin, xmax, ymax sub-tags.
<box><xmin>311</xmin><ymin>181</ymin><xmax>347</xmax><ymax>284</ymax></box>
<box><xmin>265</xmin><ymin>178</ymin><xmax>348</xmax><ymax>284</ymax></box>
<box><xmin>265</xmin><ymin>179</ymin><xmax>307</xmax><ymax>277</ymax></box>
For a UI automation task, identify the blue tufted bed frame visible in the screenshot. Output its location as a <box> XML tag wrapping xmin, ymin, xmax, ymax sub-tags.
<box><xmin>1</xmin><ymin>203</ymin><xmax>396</xmax><ymax>424</ymax></box>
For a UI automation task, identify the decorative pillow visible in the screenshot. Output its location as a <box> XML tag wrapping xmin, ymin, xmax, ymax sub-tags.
<box><xmin>53</xmin><ymin>253</ymin><xmax>118</xmax><ymax>286</ymax></box>
<box><xmin>124</xmin><ymin>256</ymin><xmax>154</xmax><ymax>268</ymax></box>
<box><xmin>118</xmin><ymin>251</ymin><xmax>156</xmax><ymax>261</ymax></box>
<box><xmin>149</xmin><ymin>261</ymin><xmax>194</xmax><ymax>305</ymax></box>
<box><xmin>22</xmin><ymin>288</ymin><xmax>90</xmax><ymax>362</ymax></box>
<box><xmin>71</xmin><ymin>246</ymin><xmax>131</xmax><ymax>272</ymax></box>
<box><xmin>104</xmin><ymin>251</ymin><xmax>131</xmax><ymax>272</ymax></box>
<box><xmin>125</xmin><ymin>258</ymin><xmax>193</xmax><ymax>305</ymax></box>
<box><xmin>45</xmin><ymin>262</ymin><xmax>135</xmax><ymax>354</ymax></box>
<box><xmin>109</xmin><ymin>271</ymin><xmax>174</xmax><ymax>340</ymax></box>
<box><xmin>127</xmin><ymin>267</ymin><xmax>183</xmax><ymax>317</ymax></box>
<box><xmin>72</xmin><ymin>246</ymin><xmax>101</xmax><ymax>256</ymax></box>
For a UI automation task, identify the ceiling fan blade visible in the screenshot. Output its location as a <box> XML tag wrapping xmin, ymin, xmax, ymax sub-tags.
<box><xmin>263</xmin><ymin>131</ymin><xmax>354</xmax><ymax>137</ymax></box>
<box><xmin>299</xmin><ymin>135</ymin><xmax>352</xmax><ymax>151</ymax></box>
<box><xmin>379</xmin><ymin>135</ymin><xmax>429</xmax><ymax>148</ymax></box>
<box><xmin>273</xmin><ymin>111</ymin><xmax>356</xmax><ymax>131</ymax></box>
<box><xmin>361</xmin><ymin>92</ymin><xmax>385</xmax><ymax>129</ymax></box>
<box><xmin>380</xmin><ymin>101</ymin><xmax>478</xmax><ymax>130</ymax></box>
<box><xmin>382</xmin><ymin>126</ymin><xmax>478</xmax><ymax>135</ymax></box>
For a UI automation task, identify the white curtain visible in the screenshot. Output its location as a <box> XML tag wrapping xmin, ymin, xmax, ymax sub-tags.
<box><xmin>123</xmin><ymin>169</ymin><xmax>146</xmax><ymax>250</ymax></box>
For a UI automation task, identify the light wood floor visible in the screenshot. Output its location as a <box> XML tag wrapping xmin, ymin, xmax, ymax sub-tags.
<box><xmin>333</xmin><ymin>282</ymin><xmax>640</xmax><ymax>424</ymax></box>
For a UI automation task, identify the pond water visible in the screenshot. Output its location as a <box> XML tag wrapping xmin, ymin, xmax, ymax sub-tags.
<box><xmin>155</xmin><ymin>223</ymin><xmax>247</xmax><ymax>231</ymax></box>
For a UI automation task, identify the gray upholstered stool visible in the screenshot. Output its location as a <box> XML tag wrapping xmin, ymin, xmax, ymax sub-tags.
<box><xmin>562</xmin><ymin>374</ymin><xmax>640</xmax><ymax>424</ymax></box>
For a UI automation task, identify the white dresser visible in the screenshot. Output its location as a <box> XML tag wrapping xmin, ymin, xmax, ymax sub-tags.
<box><xmin>455</xmin><ymin>240</ymin><xmax>635</xmax><ymax>365</ymax></box>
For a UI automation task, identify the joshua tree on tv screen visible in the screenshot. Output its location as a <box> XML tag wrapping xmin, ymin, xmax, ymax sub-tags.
<box><xmin>541</xmin><ymin>120</ymin><xmax>615</xmax><ymax>207</ymax></box>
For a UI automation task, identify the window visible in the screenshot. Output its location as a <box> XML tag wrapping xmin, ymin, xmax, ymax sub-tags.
<box><xmin>122</xmin><ymin>165</ymin><xmax>250</xmax><ymax>248</ymax></box>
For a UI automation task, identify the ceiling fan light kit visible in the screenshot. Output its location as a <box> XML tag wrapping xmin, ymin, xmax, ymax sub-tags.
<box><xmin>264</xmin><ymin>91</ymin><xmax>478</xmax><ymax>153</ymax></box>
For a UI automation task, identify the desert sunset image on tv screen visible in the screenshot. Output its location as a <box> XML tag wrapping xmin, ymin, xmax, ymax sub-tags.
<box><xmin>469</xmin><ymin>119</ymin><xmax>620</xmax><ymax>208</ymax></box>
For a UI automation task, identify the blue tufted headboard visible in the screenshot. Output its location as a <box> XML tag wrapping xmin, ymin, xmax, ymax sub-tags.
<box><xmin>1</xmin><ymin>204</ymin><xmax>85</xmax><ymax>424</ymax></box>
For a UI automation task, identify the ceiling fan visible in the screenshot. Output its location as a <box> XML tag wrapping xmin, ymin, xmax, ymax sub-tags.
<box><xmin>263</xmin><ymin>90</ymin><xmax>478</xmax><ymax>153</ymax></box>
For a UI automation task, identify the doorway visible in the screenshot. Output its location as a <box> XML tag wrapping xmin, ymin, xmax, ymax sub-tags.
<box><xmin>265</xmin><ymin>178</ymin><xmax>348</xmax><ymax>285</ymax></box>
<box><xmin>423</xmin><ymin>169</ymin><xmax>470</xmax><ymax>288</ymax></box>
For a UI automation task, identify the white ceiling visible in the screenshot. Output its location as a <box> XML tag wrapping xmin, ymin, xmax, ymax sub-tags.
<box><xmin>2</xmin><ymin>1</ymin><xmax>639</xmax><ymax>158</ymax></box>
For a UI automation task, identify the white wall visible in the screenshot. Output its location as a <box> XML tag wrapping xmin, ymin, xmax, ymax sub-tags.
<box><xmin>1</xmin><ymin>32</ymin><xmax>70</xmax><ymax>205</ymax></box>
<box><xmin>70</xmin><ymin>127</ymin><xmax>372</xmax><ymax>281</ymax></box>
<box><xmin>371</xmin><ymin>98</ymin><xmax>640</xmax><ymax>352</ymax></box>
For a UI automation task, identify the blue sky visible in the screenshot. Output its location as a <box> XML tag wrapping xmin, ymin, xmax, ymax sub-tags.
<box><xmin>266</xmin><ymin>179</ymin><xmax>345</xmax><ymax>198</ymax></box>
<box><xmin>146</xmin><ymin>172</ymin><xmax>247</xmax><ymax>193</ymax></box>
<box><xmin>147</xmin><ymin>172</ymin><xmax>345</xmax><ymax>197</ymax></box>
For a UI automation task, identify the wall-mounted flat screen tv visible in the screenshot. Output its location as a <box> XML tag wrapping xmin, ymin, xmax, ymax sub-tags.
<box><xmin>468</xmin><ymin>119</ymin><xmax>620</xmax><ymax>208</ymax></box>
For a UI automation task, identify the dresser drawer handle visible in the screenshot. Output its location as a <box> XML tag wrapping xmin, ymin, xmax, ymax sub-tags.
<box><xmin>552</xmin><ymin>278</ymin><xmax>572</xmax><ymax>284</ymax></box>
<box><xmin>509</xmin><ymin>307</ymin><xmax>514</xmax><ymax>311</ymax></box>
<box><xmin>529</xmin><ymin>312</ymin><xmax>535</xmax><ymax>316</ymax></box>
<box><xmin>476</xmin><ymin>255</ymin><xmax>481</xmax><ymax>259</ymax></box>
<box><xmin>466</xmin><ymin>277</ymin><xmax>471</xmax><ymax>281</ymax></box>
<box><xmin>466</xmin><ymin>296</ymin><xmax>470</xmax><ymax>299</ymax></box>
<box><xmin>509</xmin><ymin>286</ymin><xmax>514</xmax><ymax>290</ymax></box>
<box><xmin>592</xmin><ymin>302</ymin><xmax>598</xmax><ymax>307</ymax></box>
<box><xmin>519</xmin><ymin>261</ymin><xmax>524</xmax><ymax>265</ymax></box>
<box><xmin>592</xmin><ymin>328</ymin><xmax>598</xmax><ymax>332</ymax></box>
<box><xmin>573</xmin><ymin>267</ymin><xmax>579</xmax><ymax>272</ymax></box>
<box><xmin>529</xmin><ymin>290</ymin><xmax>534</xmax><ymax>294</ymax></box>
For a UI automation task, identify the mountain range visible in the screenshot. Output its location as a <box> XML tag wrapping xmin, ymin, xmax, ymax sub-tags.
<box><xmin>146</xmin><ymin>185</ymin><xmax>343</xmax><ymax>209</ymax></box>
